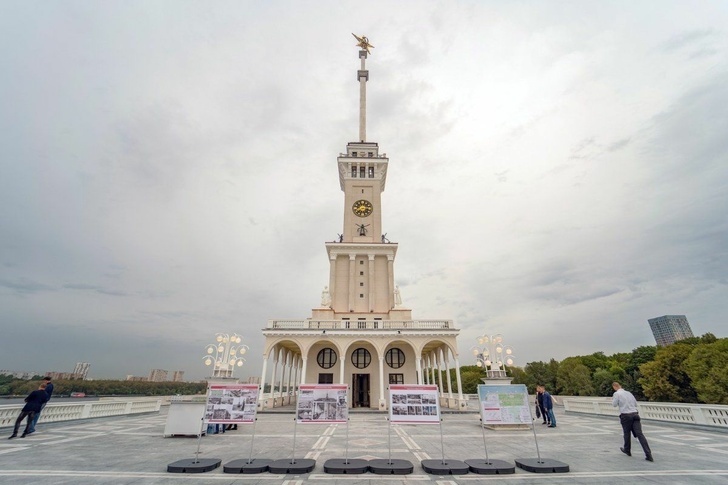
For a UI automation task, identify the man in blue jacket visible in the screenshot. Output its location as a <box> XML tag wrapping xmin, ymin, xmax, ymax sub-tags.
<box><xmin>8</xmin><ymin>382</ymin><xmax>48</xmax><ymax>439</ymax></box>
<box><xmin>538</xmin><ymin>385</ymin><xmax>558</xmax><ymax>427</ymax></box>
<box><xmin>28</xmin><ymin>376</ymin><xmax>53</xmax><ymax>434</ymax></box>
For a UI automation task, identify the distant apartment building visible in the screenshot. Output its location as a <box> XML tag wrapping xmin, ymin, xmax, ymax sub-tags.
<box><xmin>73</xmin><ymin>362</ymin><xmax>91</xmax><ymax>380</ymax></box>
<box><xmin>125</xmin><ymin>375</ymin><xmax>148</xmax><ymax>382</ymax></box>
<box><xmin>148</xmin><ymin>369</ymin><xmax>168</xmax><ymax>382</ymax></box>
<box><xmin>648</xmin><ymin>315</ymin><xmax>694</xmax><ymax>346</ymax></box>
<box><xmin>0</xmin><ymin>370</ymin><xmax>38</xmax><ymax>379</ymax></box>
<box><xmin>171</xmin><ymin>371</ymin><xmax>185</xmax><ymax>382</ymax></box>
<box><xmin>45</xmin><ymin>371</ymin><xmax>75</xmax><ymax>380</ymax></box>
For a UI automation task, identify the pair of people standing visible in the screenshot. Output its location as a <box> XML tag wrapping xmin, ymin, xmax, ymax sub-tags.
<box><xmin>536</xmin><ymin>385</ymin><xmax>557</xmax><ymax>427</ymax></box>
<box><xmin>8</xmin><ymin>377</ymin><xmax>53</xmax><ymax>439</ymax></box>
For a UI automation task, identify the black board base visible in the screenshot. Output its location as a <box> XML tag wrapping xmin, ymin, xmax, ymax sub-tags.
<box><xmin>421</xmin><ymin>459</ymin><xmax>469</xmax><ymax>475</ymax></box>
<box><xmin>368</xmin><ymin>458</ymin><xmax>414</xmax><ymax>475</ymax></box>
<box><xmin>268</xmin><ymin>458</ymin><xmax>316</xmax><ymax>474</ymax></box>
<box><xmin>223</xmin><ymin>458</ymin><xmax>272</xmax><ymax>474</ymax></box>
<box><xmin>465</xmin><ymin>458</ymin><xmax>516</xmax><ymax>474</ymax></box>
<box><xmin>515</xmin><ymin>458</ymin><xmax>570</xmax><ymax>473</ymax></box>
<box><xmin>323</xmin><ymin>458</ymin><xmax>370</xmax><ymax>474</ymax></box>
<box><xmin>167</xmin><ymin>458</ymin><xmax>221</xmax><ymax>473</ymax></box>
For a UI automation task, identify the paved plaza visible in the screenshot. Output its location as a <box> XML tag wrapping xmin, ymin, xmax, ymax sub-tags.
<box><xmin>1</xmin><ymin>406</ymin><xmax>727</xmax><ymax>484</ymax></box>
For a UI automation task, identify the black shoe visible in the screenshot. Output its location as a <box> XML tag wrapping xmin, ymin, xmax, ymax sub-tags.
<box><xmin>645</xmin><ymin>455</ymin><xmax>654</xmax><ymax>462</ymax></box>
<box><xmin>620</xmin><ymin>447</ymin><xmax>631</xmax><ymax>456</ymax></box>
<box><xmin>548</xmin><ymin>425</ymin><xmax>556</xmax><ymax>428</ymax></box>
<box><xmin>8</xmin><ymin>435</ymin><xmax>17</xmax><ymax>440</ymax></box>
<box><xmin>20</xmin><ymin>434</ymin><xmax>26</xmax><ymax>438</ymax></box>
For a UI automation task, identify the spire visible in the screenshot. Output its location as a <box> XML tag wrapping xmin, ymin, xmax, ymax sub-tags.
<box><xmin>352</xmin><ymin>34</ymin><xmax>374</xmax><ymax>142</ymax></box>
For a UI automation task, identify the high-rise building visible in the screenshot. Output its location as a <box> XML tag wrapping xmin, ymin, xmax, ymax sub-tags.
<box><xmin>148</xmin><ymin>369</ymin><xmax>168</xmax><ymax>382</ymax></box>
<box><xmin>171</xmin><ymin>370</ymin><xmax>185</xmax><ymax>382</ymax></box>
<box><xmin>648</xmin><ymin>315</ymin><xmax>694</xmax><ymax>346</ymax></box>
<box><xmin>260</xmin><ymin>36</ymin><xmax>464</xmax><ymax>410</ymax></box>
<box><xmin>73</xmin><ymin>362</ymin><xmax>91</xmax><ymax>380</ymax></box>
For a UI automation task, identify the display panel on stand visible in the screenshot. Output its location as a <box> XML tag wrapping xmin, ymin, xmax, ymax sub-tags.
<box><xmin>388</xmin><ymin>384</ymin><xmax>440</xmax><ymax>424</ymax></box>
<box><xmin>297</xmin><ymin>384</ymin><xmax>348</xmax><ymax>423</ymax></box>
<box><xmin>205</xmin><ymin>384</ymin><xmax>259</xmax><ymax>424</ymax></box>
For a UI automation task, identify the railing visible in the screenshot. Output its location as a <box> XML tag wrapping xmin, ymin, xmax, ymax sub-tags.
<box><xmin>267</xmin><ymin>319</ymin><xmax>453</xmax><ymax>330</ymax></box>
<box><xmin>0</xmin><ymin>399</ymin><xmax>161</xmax><ymax>429</ymax></box>
<box><xmin>563</xmin><ymin>398</ymin><xmax>728</xmax><ymax>429</ymax></box>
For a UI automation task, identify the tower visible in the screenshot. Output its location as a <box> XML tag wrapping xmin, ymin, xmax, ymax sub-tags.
<box><xmin>260</xmin><ymin>36</ymin><xmax>464</xmax><ymax>411</ymax></box>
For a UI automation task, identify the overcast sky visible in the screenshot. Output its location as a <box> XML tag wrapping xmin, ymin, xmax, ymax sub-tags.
<box><xmin>1</xmin><ymin>1</ymin><xmax>726</xmax><ymax>381</ymax></box>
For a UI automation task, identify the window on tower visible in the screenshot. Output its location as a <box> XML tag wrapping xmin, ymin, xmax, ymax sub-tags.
<box><xmin>352</xmin><ymin>152</ymin><xmax>357</xmax><ymax>157</ymax></box>
<box><xmin>368</xmin><ymin>167</ymin><xmax>374</xmax><ymax>178</ymax></box>
<box><xmin>351</xmin><ymin>166</ymin><xmax>357</xmax><ymax>178</ymax></box>
<box><xmin>359</xmin><ymin>166</ymin><xmax>365</xmax><ymax>178</ymax></box>
<box><xmin>368</xmin><ymin>152</ymin><xmax>373</xmax><ymax>157</ymax></box>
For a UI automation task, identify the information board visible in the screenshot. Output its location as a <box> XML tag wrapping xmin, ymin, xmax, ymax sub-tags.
<box><xmin>477</xmin><ymin>384</ymin><xmax>532</xmax><ymax>424</ymax></box>
<box><xmin>296</xmin><ymin>384</ymin><xmax>348</xmax><ymax>423</ymax></box>
<box><xmin>204</xmin><ymin>384</ymin><xmax>259</xmax><ymax>424</ymax></box>
<box><xmin>388</xmin><ymin>384</ymin><xmax>440</xmax><ymax>424</ymax></box>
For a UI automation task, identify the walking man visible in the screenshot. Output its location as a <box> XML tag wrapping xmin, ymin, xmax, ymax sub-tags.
<box><xmin>536</xmin><ymin>387</ymin><xmax>549</xmax><ymax>425</ymax></box>
<box><xmin>8</xmin><ymin>382</ymin><xmax>48</xmax><ymax>439</ymax></box>
<box><xmin>29</xmin><ymin>376</ymin><xmax>53</xmax><ymax>434</ymax></box>
<box><xmin>612</xmin><ymin>381</ymin><xmax>653</xmax><ymax>462</ymax></box>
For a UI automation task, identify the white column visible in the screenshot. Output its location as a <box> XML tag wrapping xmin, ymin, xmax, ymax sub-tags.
<box><xmin>329</xmin><ymin>254</ymin><xmax>337</xmax><ymax>304</ymax></box>
<box><xmin>291</xmin><ymin>355</ymin><xmax>299</xmax><ymax>395</ymax></box>
<box><xmin>278</xmin><ymin>351</ymin><xmax>288</xmax><ymax>402</ymax></box>
<box><xmin>454</xmin><ymin>356</ymin><xmax>464</xmax><ymax>402</ymax></box>
<box><xmin>368</xmin><ymin>254</ymin><xmax>375</xmax><ymax>312</ymax></box>
<box><xmin>271</xmin><ymin>349</ymin><xmax>280</xmax><ymax>407</ymax></box>
<box><xmin>258</xmin><ymin>354</ymin><xmax>268</xmax><ymax>402</ymax></box>
<box><xmin>429</xmin><ymin>354</ymin><xmax>436</xmax><ymax>386</ymax></box>
<box><xmin>444</xmin><ymin>349</ymin><xmax>453</xmax><ymax>399</ymax></box>
<box><xmin>348</xmin><ymin>254</ymin><xmax>356</xmax><ymax>312</ymax></box>
<box><xmin>379</xmin><ymin>356</ymin><xmax>385</xmax><ymax>408</ymax></box>
<box><xmin>415</xmin><ymin>356</ymin><xmax>422</xmax><ymax>384</ymax></box>
<box><xmin>300</xmin><ymin>356</ymin><xmax>308</xmax><ymax>385</ymax></box>
<box><xmin>359</xmin><ymin>50</ymin><xmax>367</xmax><ymax>142</ymax></box>
<box><xmin>387</xmin><ymin>256</ymin><xmax>394</xmax><ymax>309</ymax></box>
<box><xmin>286</xmin><ymin>351</ymin><xmax>294</xmax><ymax>404</ymax></box>
<box><xmin>423</xmin><ymin>357</ymin><xmax>429</xmax><ymax>384</ymax></box>
<box><xmin>339</xmin><ymin>348</ymin><xmax>346</xmax><ymax>384</ymax></box>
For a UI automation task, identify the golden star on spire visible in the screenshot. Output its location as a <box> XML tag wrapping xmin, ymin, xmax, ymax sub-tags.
<box><xmin>352</xmin><ymin>33</ymin><xmax>374</xmax><ymax>53</ymax></box>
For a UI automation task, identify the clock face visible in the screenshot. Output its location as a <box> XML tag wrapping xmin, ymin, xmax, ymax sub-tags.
<box><xmin>352</xmin><ymin>199</ymin><xmax>373</xmax><ymax>217</ymax></box>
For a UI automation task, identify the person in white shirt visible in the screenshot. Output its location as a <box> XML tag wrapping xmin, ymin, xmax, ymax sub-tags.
<box><xmin>612</xmin><ymin>382</ymin><xmax>653</xmax><ymax>462</ymax></box>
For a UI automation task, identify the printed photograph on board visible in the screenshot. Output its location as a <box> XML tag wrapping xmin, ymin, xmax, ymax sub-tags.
<box><xmin>296</xmin><ymin>384</ymin><xmax>348</xmax><ymax>423</ymax></box>
<box><xmin>388</xmin><ymin>384</ymin><xmax>440</xmax><ymax>423</ymax></box>
<box><xmin>204</xmin><ymin>384</ymin><xmax>259</xmax><ymax>424</ymax></box>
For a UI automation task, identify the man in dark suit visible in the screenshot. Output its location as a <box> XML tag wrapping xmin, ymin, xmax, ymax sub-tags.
<box><xmin>8</xmin><ymin>382</ymin><xmax>48</xmax><ymax>439</ymax></box>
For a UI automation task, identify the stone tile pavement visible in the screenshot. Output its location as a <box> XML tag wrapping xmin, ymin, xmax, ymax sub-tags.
<box><xmin>1</xmin><ymin>406</ymin><xmax>727</xmax><ymax>484</ymax></box>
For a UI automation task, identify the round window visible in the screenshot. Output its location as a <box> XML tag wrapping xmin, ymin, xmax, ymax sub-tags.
<box><xmin>386</xmin><ymin>348</ymin><xmax>405</xmax><ymax>369</ymax></box>
<box><xmin>317</xmin><ymin>348</ymin><xmax>337</xmax><ymax>369</ymax></box>
<box><xmin>351</xmin><ymin>348</ymin><xmax>371</xmax><ymax>369</ymax></box>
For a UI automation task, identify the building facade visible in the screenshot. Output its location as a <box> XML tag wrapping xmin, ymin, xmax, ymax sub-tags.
<box><xmin>73</xmin><ymin>362</ymin><xmax>91</xmax><ymax>380</ymax></box>
<box><xmin>148</xmin><ymin>369</ymin><xmax>168</xmax><ymax>382</ymax></box>
<box><xmin>648</xmin><ymin>315</ymin><xmax>694</xmax><ymax>346</ymax></box>
<box><xmin>260</xmin><ymin>38</ymin><xmax>465</xmax><ymax>410</ymax></box>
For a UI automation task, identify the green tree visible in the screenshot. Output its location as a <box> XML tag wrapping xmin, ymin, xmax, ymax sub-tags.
<box><xmin>639</xmin><ymin>342</ymin><xmax>698</xmax><ymax>402</ymax></box>
<box><xmin>684</xmin><ymin>338</ymin><xmax>728</xmax><ymax>404</ymax></box>
<box><xmin>556</xmin><ymin>357</ymin><xmax>594</xmax><ymax>395</ymax></box>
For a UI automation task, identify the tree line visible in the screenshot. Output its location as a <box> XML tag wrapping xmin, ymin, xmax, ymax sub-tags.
<box><xmin>444</xmin><ymin>333</ymin><xmax>727</xmax><ymax>404</ymax></box>
<box><xmin>0</xmin><ymin>376</ymin><xmax>207</xmax><ymax>397</ymax></box>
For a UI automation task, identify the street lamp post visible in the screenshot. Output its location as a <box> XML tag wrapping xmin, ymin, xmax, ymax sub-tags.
<box><xmin>202</xmin><ymin>333</ymin><xmax>249</xmax><ymax>378</ymax></box>
<box><xmin>470</xmin><ymin>334</ymin><xmax>516</xmax><ymax>381</ymax></box>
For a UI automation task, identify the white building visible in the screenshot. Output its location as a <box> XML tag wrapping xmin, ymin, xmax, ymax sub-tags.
<box><xmin>260</xmin><ymin>38</ymin><xmax>465</xmax><ymax>410</ymax></box>
<box><xmin>73</xmin><ymin>362</ymin><xmax>91</xmax><ymax>380</ymax></box>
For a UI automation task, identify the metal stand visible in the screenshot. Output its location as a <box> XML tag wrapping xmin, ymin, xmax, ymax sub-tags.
<box><xmin>167</xmin><ymin>419</ymin><xmax>222</xmax><ymax>473</ymax></box>
<box><xmin>421</xmin><ymin>418</ymin><xmax>469</xmax><ymax>475</ymax></box>
<box><xmin>465</xmin><ymin>417</ymin><xmax>515</xmax><ymax>474</ymax></box>
<box><xmin>224</xmin><ymin>418</ymin><xmax>272</xmax><ymax>474</ymax></box>
<box><xmin>268</xmin><ymin>417</ymin><xmax>315</xmax><ymax>474</ymax></box>
<box><xmin>324</xmin><ymin>418</ymin><xmax>369</xmax><ymax>474</ymax></box>
<box><xmin>514</xmin><ymin>409</ymin><xmax>569</xmax><ymax>473</ymax></box>
<box><xmin>369</xmin><ymin>419</ymin><xmax>413</xmax><ymax>475</ymax></box>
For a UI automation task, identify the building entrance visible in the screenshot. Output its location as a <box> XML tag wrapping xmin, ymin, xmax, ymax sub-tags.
<box><xmin>352</xmin><ymin>373</ymin><xmax>370</xmax><ymax>408</ymax></box>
